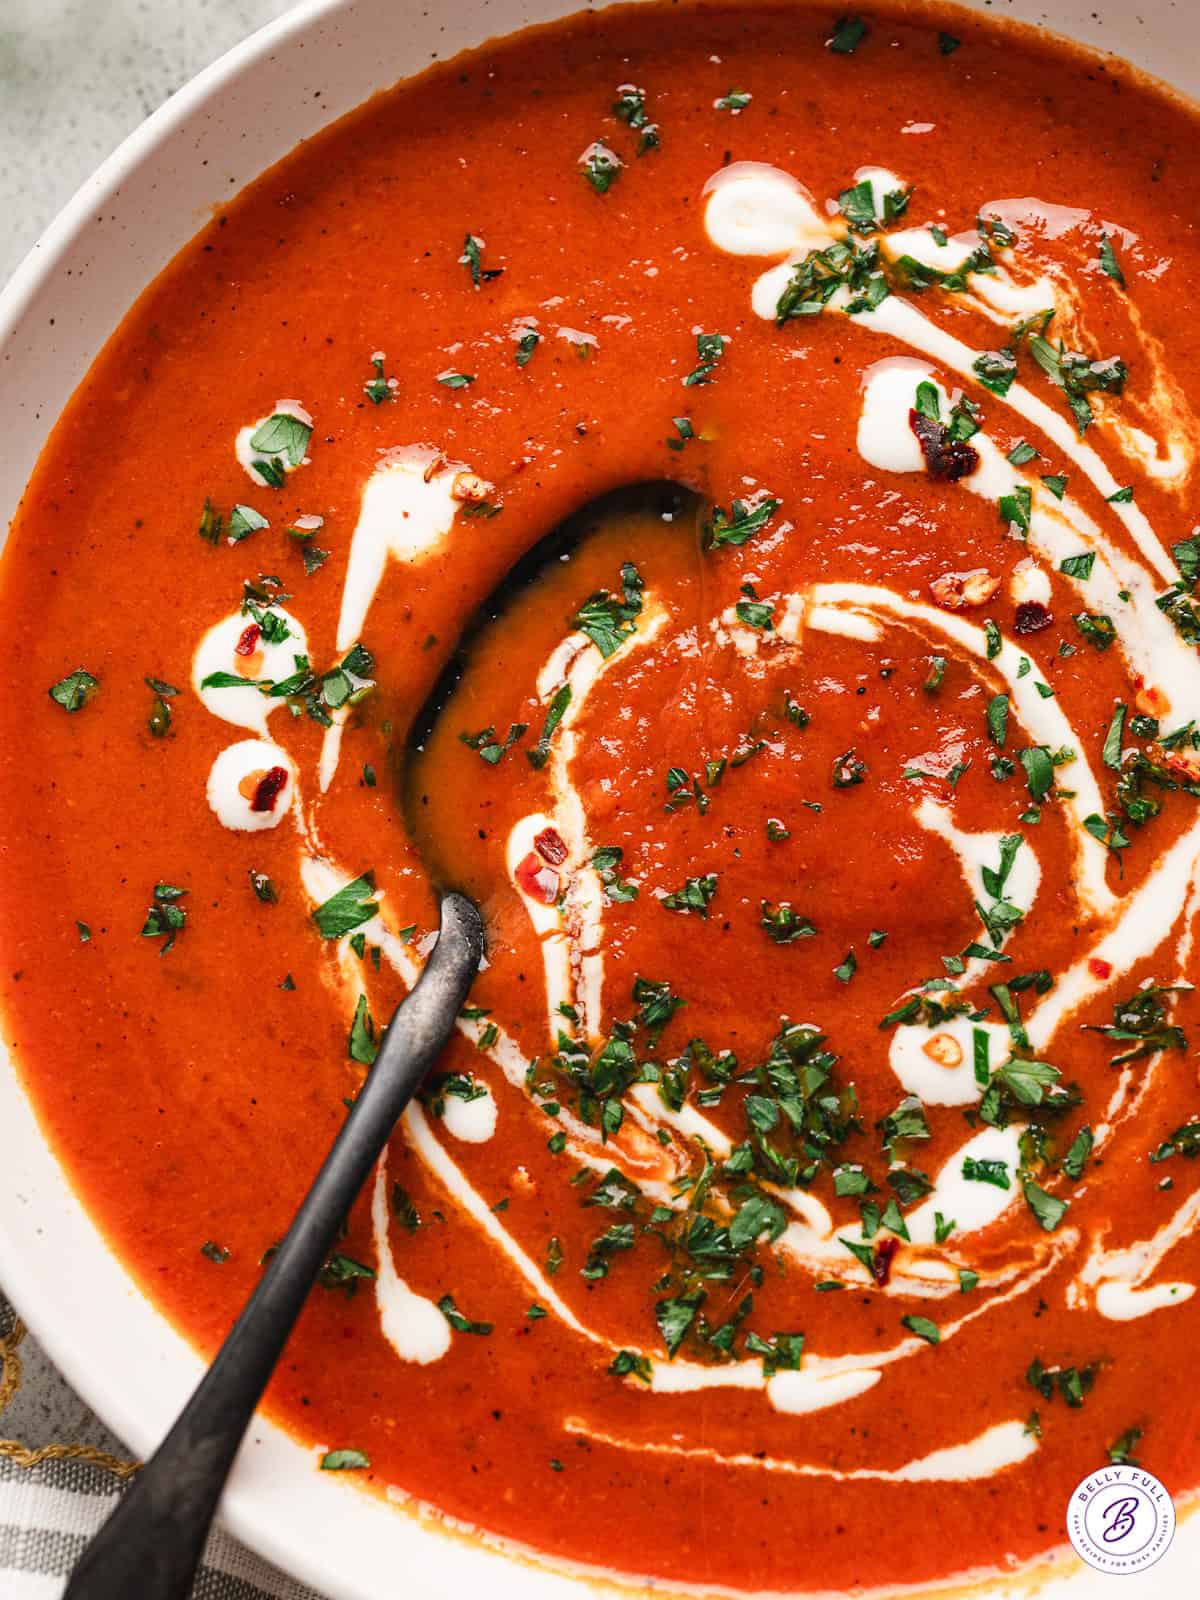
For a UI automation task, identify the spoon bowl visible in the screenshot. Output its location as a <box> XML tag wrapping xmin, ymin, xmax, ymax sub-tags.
<box><xmin>403</xmin><ymin>479</ymin><xmax>705</xmax><ymax>900</ymax></box>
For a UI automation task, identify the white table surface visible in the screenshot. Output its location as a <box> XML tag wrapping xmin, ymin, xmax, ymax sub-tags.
<box><xmin>0</xmin><ymin>0</ymin><xmax>294</xmax><ymax>284</ymax></box>
<box><xmin>0</xmin><ymin>0</ymin><xmax>293</xmax><ymax>1454</ymax></box>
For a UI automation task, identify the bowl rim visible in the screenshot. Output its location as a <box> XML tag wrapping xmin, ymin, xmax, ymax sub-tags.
<box><xmin>0</xmin><ymin>1</ymin><xmax>1196</xmax><ymax>1597</ymax></box>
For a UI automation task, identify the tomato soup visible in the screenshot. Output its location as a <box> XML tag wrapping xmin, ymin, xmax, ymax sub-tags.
<box><xmin>3</xmin><ymin>1</ymin><xmax>1200</xmax><ymax>1591</ymax></box>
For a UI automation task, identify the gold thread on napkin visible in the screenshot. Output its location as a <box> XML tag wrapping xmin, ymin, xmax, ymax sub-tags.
<box><xmin>0</xmin><ymin>1313</ymin><xmax>139</xmax><ymax>1478</ymax></box>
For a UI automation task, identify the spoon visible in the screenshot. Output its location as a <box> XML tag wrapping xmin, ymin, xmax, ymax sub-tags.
<box><xmin>62</xmin><ymin>890</ymin><xmax>483</xmax><ymax>1600</ymax></box>
<box><xmin>64</xmin><ymin>478</ymin><xmax>697</xmax><ymax>1599</ymax></box>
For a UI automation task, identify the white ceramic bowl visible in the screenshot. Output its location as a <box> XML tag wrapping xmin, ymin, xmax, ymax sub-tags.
<box><xmin>1</xmin><ymin>2</ymin><xmax>1197</xmax><ymax>1595</ymax></box>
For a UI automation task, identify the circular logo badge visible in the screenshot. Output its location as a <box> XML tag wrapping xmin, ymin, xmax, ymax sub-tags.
<box><xmin>1067</xmin><ymin>1466</ymin><xmax>1176</xmax><ymax>1575</ymax></box>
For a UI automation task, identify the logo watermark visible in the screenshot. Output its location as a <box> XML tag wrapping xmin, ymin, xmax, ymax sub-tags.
<box><xmin>1067</xmin><ymin>1465</ymin><xmax>1175</xmax><ymax>1575</ymax></box>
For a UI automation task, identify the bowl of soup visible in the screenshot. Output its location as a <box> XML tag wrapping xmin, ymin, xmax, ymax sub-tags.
<box><xmin>1</xmin><ymin>1</ymin><xmax>1198</xmax><ymax>1595</ymax></box>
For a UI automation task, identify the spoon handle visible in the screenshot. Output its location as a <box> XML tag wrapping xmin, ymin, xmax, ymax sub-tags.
<box><xmin>63</xmin><ymin>890</ymin><xmax>484</xmax><ymax>1600</ymax></box>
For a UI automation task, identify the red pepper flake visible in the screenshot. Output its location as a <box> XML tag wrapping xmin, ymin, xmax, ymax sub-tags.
<box><xmin>1088</xmin><ymin>957</ymin><xmax>1113</xmax><ymax>980</ymax></box>
<box><xmin>1014</xmin><ymin>601</ymin><xmax>1053</xmax><ymax>635</ymax></box>
<box><xmin>514</xmin><ymin>850</ymin><xmax>559</xmax><ymax>905</ymax></box>
<box><xmin>872</xmin><ymin>1236</ymin><xmax>899</xmax><ymax>1287</ymax></box>
<box><xmin>250</xmin><ymin>766</ymin><xmax>289</xmax><ymax>813</ymax></box>
<box><xmin>908</xmin><ymin>409</ymin><xmax>980</xmax><ymax>482</ymax></box>
<box><xmin>235</xmin><ymin>623</ymin><xmax>262</xmax><ymax>657</ymax></box>
<box><xmin>1164</xmin><ymin>748</ymin><xmax>1200</xmax><ymax>784</ymax></box>
<box><xmin>533</xmin><ymin>827</ymin><xmax>568</xmax><ymax>866</ymax></box>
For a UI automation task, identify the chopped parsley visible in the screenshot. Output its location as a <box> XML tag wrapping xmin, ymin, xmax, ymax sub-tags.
<box><xmin>1027</xmin><ymin>1356</ymin><xmax>1095</xmax><ymax>1407</ymax></box>
<box><xmin>228</xmin><ymin>503</ymin><xmax>269</xmax><ymax>543</ymax></box>
<box><xmin>316</xmin><ymin>1252</ymin><xmax>376</xmax><ymax>1294</ymax></box>
<box><xmin>1084</xmin><ymin>983</ymin><xmax>1188</xmax><ymax>1064</ymax></box>
<box><xmin>49</xmin><ymin>668</ymin><xmax>99</xmax><ymax>713</ymax></box>
<box><xmin>1098</xmin><ymin>232</ymin><xmax>1125</xmax><ymax>287</ymax></box>
<box><xmin>735</xmin><ymin>597</ymin><xmax>775</xmax><ymax>630</ymax></box>
<box><xmin>349</xmin><ymin>995</ymin><xmax>379</xmax><ymax>1066</ymax></box>
<box><xmin>609</xmin><ymin>1348</ymin><xmax>653</xmax><ymax>1382</ymax></box>
<box><xmin>1074</xmin><ymin>611</ymin><xmax>1117</xmax><ymax>651</ymax></box>
<box><xmin>1059</xmin><ymin>552</ymin><xmax>1095</xmax><ymax>580</ymax></box>
<box><xmin>1018</xmin><ymin>746</ymin><xmax>1055</xmax><ymax>802</ymax></box>
<box><xmin>682</xmin><ymin>332</ymin><xmax>727</xmax><ymax>386</ymax></box>
<box><xmin>249</xmin><ymin>870</ymin><xmax>278</xmax><ymax>904</ymax></box>
<box><xmin>832</xmin><ymin>749</ymin><xmax>867</xmax><ymax>787</ymax></box>
<box><xmin>761</xmin><ymin>901</ymin><xmax>816</xmax><ymax>943</ymax></box>
<box><xmin>460</xmin><ymin>233</ymin><xmax>502</xmax><ymax>289</ymax></box>
<box><xmin>249</xmin><ymin>411</ymin><xmax>311</xmax><ymax>473</ymax></box>
<box><xmin>745</xmin><ymin>1330</ymin><xmax>804</xmax><ymax>1374</ymax></box>
<box><xmin>592</xmin><ymin>846</ymin><xmax>638</xmax><ymax>902</ymax></box>
<box><xmin>460</xmin><ymin>722</ymin><xmax>528</xmax><ymax>765</ymax></box>
<box><xmin>703</xmin><ymin>497</ymin><xmax>780</xmax><ymax>549</ymax></box>
<box><xmin>312</xmin><ymin>873</ymin><xmax>377</xmax><ymax>939</ymax></box>
<box><xmin>1027</xmin><ymin>333</ymin><xmax>1127</xmax><ymax>435</ymax></box>
<box><xmin>363</xmin><ymin>351</ymin><xmax>396</xmax><ymax>404</ymax></box>
<box><xmin>662</xmin><ymin>873</ymin><xmax>718</xmax><ymax>917</ymax></box>
<box><xmin>775</xmin><ymin>237</ymin><xmax>889</xmax><ymax>321</ymax></box>
<box><xmin>527</xmin><ymin>683</ymin><xmax>571</xmax><ymax>770</ymax></box>
<box><xmin>901</xmin><ymin>1314</ymin><xmax>939</xmax><ymax>1345</ymax></box>
<box><xmin>828</xmin><ymin>14</ymin><xmax>868</xmax><ymax>53</ymax></box>
<box><xmin>656</xmin><ymin>1292</ymin><xmax>705</xmax><ymax>1356</ymax></box>
<box><xmin>612</xmin><ymin>84</ymin><xmax>660</xmax><ymax>154</ymax></box>
<box><xmin>438</xmin><ymin>1294</ymin><xmax>493</xmax><ymax>1336</ymax></box>
<box><xmin>962</xmin><ymin>1157</ymin><xmax>1010</xmax><ymax>1189</ymax></box>
<box><xmin>974</xmin><ymin>348</ymin><xmax>1018</xmax><ymax>397</ymax></box>
<box><xmin>515</xmin><ymin>329</ymin><xmax>541</xmax><ymax>367</ymax></box>
<box><xmin>573</xmin><ymin>562</ymin><xmax>644</xmax><ymax>656</ymax></box>
<box><xmin>141</xmin><ymin>883</ymin><xmax>188</xmax><ymax>954</ymax></box>
<box><xmin>1108</xmin><ymin>1426</ymin><xmax>1143</xmax><ymax>1466</ymax></box>
<box><xmin>581</xmin><ymin>142</ymin><xmax>622</xmax><ymax>193</ymax></box>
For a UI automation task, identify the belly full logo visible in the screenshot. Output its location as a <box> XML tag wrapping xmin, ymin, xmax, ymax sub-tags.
<box><xmin>1067</xmin><ymin>1466</ymin><xmax>1176</xmax><ymax>1575</ymax></box>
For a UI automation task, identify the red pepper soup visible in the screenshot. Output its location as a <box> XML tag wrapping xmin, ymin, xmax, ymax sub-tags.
<box><xmin>3</xmin><ymin>2</ymin><xmax>1200</xmax><ymax>1591</ymax></box>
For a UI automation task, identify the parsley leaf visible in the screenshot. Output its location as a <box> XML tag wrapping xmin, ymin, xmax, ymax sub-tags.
<box><xmin>49</xmin><ymin>668</ymin><xmax>99</xmax><ymax>713</ymax></box>
<box><xmin>312</xmin><ymin>873</ymin><xmax>377</xmax><ymax>939</ymax></box>
<box><xmin>438</xmin><ymin>1294</ymin><xmax>493</xmax><ymax>1335</ymax></box>
<box><xmin>704</xmin><ymin>497</ymin><xmax>780</xmax><ymax>549</ymax></box>
<box><xmin>662</xmin><ymin>873</ymin><xmax>718</xmax><ymax>917</ymax></box>
<box><xmin>249</xmin><ymin>412</ymin><xmax>311</xmax><ymax>468</ymax></box>
<box><xmin>321</xmin><ymin>1449</ymin><xmax>370</xmax><ymax>1471</ymax></box>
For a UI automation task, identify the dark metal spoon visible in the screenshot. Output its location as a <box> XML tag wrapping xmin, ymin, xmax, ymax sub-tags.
<box><xmin>64</xmin><ymin>478</ymin><xmax>697</xmax><ymax>1599</ymax></box>
<box><xmin>63</xmin><ymin>889</ymin><xmax>483</xmax><ymax>1600</ymax></box>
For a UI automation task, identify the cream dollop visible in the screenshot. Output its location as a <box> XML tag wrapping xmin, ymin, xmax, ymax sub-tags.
<box><xmin>205</xmin><ymin>739</ymin><xmax>296</xmax><ymax>832</ymax></box>
<box><xmin>191</xmin><ymin>607</ymin><xmax>308</xmax><ymax>735</ymax></box>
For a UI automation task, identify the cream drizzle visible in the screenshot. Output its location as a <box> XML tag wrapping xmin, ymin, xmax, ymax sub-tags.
<box><xmin>563</xmin><ymin>1416</ymin><xmax>1037</xmax><ymax>1482</ymax></box>
<box><xmin>370</xmin><ymin>1161</ymin><xmax>450</xmax><ymax>1364</ymax></box>
<box><xmin>336</xmin><ymin>447</ymin><xmax>465</xmax><ymax>653</ymax></box>
<box><xmin>510</xmin><ymin>605</ymin><xmax>669</xmax><ymax>1040</ymax></box>
<box><xmin>1073</xmin><ymin>1184</ymin><xmax>1200</xmax><ymax>1321</ymax></box>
